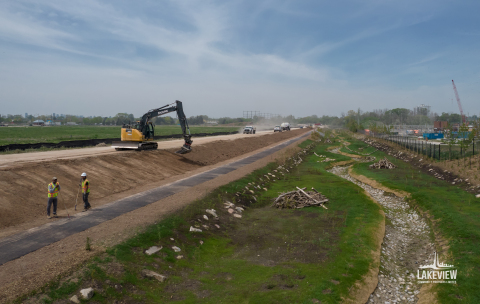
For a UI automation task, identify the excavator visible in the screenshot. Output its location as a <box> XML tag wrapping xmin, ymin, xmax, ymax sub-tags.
<box><xmin>111</xmin><ymin>100</ymin><xmax>193</xmax><ymax>154</ymax></box>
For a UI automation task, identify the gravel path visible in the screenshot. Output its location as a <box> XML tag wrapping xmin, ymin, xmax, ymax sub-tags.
<box><xmin>327</xmin><ymin>149</ymin><xmax>436</xmax><ymax>304</ymax></box>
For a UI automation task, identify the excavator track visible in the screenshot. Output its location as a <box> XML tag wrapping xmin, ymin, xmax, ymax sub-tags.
<box><xmin>112</xmin><ymin>141</ymin><xmax>158</xmax><ymax>151</ymax></box>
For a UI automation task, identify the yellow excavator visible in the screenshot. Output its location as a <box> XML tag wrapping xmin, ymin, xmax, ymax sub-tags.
<box><xmin>112</xmin><ymin>100</ymin><xmax>193</xmax><ymax>154</ymax></box>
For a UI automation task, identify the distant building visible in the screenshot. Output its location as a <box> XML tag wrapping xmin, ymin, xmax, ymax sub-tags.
<box><xmin>66</xmin><ymin>122</ymin><xmax>77</xmax><ymax>126</ymax></box>
<box><xmin>32</xmin><ymin>120</ymin><xmax>45</xmax><ymax>126</ymax></box>
<box><xmin>25</xmin><ymin>112</ymin><xmax>28</xmax><ymax>118</ymax></box>
<box><xmin>434</xmin><ymin>121</ymin><xmax>448</xmax><ymax>132</ymax></box>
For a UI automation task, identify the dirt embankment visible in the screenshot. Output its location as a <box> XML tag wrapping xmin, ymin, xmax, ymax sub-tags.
<box><xmin>176</xmin><ymin>129</ymin><xmax>308</xmax><ymax>165</ymax></box>
<box><xmin>0</xmin><ymin>129</ymin><xmax>308</xmax><ymax>231</ymax></box>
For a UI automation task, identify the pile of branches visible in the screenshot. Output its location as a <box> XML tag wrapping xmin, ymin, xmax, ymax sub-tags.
<box><xmin>272</xmin><ymin>187</ymin><xmax>328</xmax><ymax>209</ymax></box>
<box><xmin>369</xmin><ymin>157</ymin><xmax>396</xmax><ymax>169</ymax></box>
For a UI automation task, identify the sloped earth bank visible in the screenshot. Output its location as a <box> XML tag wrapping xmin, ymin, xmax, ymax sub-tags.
<box><xmin>0</xmin><ymin>129</ymin><xmax>308</xmax><ymax>234</ymax></box>
<box><xmin>328</xmin><ymin>148</ymin><xmax>436</xmax><ymax>304</ymax></box>
<box><xmin>0</xmin><ymin>130</ymin><xmax>309</xmax><ymax>303</ymax></box>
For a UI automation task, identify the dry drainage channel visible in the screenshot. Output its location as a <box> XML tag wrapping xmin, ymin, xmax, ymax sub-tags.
<box><xmin>327</xmin><ymin>148</ymin><xmax>435</xmax><ymax>304</ymax></box>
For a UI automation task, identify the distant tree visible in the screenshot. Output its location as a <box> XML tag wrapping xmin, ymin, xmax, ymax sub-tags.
<box><xmin>113</xmin><ymin>113</ymin><xmax>134</xmax><ymax>125</ymax></box>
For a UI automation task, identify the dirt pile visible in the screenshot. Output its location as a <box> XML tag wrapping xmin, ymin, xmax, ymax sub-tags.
<box><xmin>0</xmin><ymin>151</ymin><xmax>201</xmax><ymax>230</ymax></box>
<box><xmin>173</xmin><ymin>129</ymin><xmax>308</xmax><ymax>166</ymax></box>
<box><xmin>0</xmin><ymin>129</ymin><xmax>308</xmax><ymax>230</ymax></box>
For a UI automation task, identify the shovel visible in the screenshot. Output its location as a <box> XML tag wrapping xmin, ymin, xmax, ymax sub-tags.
<box><xmin>74</xmin><ymin>180</ymin><xmax>81</xmax><ymax>211</ymax></box>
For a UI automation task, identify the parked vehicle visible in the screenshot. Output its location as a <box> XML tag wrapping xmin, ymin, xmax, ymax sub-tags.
<box><xmin>274</xmin><ymin>126</ymin><xmax>282</xmax><ymax>132</ymax></box>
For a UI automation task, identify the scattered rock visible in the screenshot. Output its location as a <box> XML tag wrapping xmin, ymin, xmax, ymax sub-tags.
<box><xmin>233</xmin><ymin>214</ymin><xmax>242</xmax><ymax>218</ymax></box>
<box><xmin>369</xmin><ymin>157</ymin><xmax>396</xmax><ymax>169</ymax></box>
<box><xmin>189</xmin><ymin>226</ymin><xmax>202</xmax><ymax>233</ymax></box>
<box><xmin>176</xmin><ymin>255</ymin><xmax>184</xmax><ymax>259</ymax></box>
<box><xmin>141</xmin><ymin>269</ymin><xmax>167</xmax><ymax>282</ymax></box>
<box><xmin>227</xmin><ymin>208</ymin><xmax>234</xmax><ymax>214</ymax></box>
<box><xmin>203</xmin><ymin>215</ymin><xmax>209</xmax><ymax>220</ymax></box>
<box><xmin>476</xmin><ymin>194</ymin><xmax>480</xmax><ymax>198</ymax></box>
<box><xmin>206</xmin><ymin>209</ymin><xmax>218</xmax><ymax>217</ymax></box>
<box><xmin>172</xmin><ymin>246</ymin><xmax>181</xmax><ymax>252</ymax></box>
<box><xmin>215</xmin><ymin>224</ymin><xmax>220</xmax><ymax>229</ymax></box>
<box><xmin>145</xmin><ymin>246</ymin><xmax>162</xmax><ymax>256</ymax></box>
<box><xmin>80</xmin><ymin>288</ymin><xmax>94</xmax><ymax>300</ymax></box>
<box><xmin>69</xmin><ymin>295</ymin><xmax>80</xmax><ymax>303</ymax></box>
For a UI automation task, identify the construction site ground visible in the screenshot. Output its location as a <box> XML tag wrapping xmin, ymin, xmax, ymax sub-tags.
<box><xmin>0</xmin><ymin>129</ymin><xmax>309</xmax><ymax>303</ymax></box>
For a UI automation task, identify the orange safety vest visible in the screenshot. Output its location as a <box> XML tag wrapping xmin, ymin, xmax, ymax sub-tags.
<box><xmin>82</xmin><ymin>179</ymin><xmax>90</xmax><ymax>193</ymax></box>
<box><xmin>48</xmin><ymin>182</ymin><xmax>60</xmax><ymax>198</ymax></box>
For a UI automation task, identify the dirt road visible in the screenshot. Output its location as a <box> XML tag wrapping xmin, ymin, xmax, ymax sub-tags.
<box><xmin>0</xmin><ymin>129</ymin><xmax>310</xmax><ymax>303</ymax></box>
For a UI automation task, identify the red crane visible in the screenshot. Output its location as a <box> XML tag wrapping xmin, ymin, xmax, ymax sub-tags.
<box><xmin>451</xmin><ymin>79</ymin><xmax>466</xmax><ymax>124</ymax></box>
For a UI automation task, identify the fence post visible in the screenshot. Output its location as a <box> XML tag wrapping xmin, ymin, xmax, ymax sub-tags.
<box><xmin>439</xmin><ymin>144</ymin><xmax>441</xmax><ymax>161</ymax></box>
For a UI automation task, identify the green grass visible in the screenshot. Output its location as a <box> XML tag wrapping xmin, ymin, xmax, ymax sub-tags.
<box><xmin>16</xmin><ymin>138</ymin><xmax>384</xmax><ymax>304</ymax></box>
<box><xmin>0</xmin><ymin>126</ymin><xmax>239</xmax><ymax>146</ymax></box>
<box><xmin>350</xmin><ymin>137</ymin><xmax>480</xmax><ymax>303</ymax></box>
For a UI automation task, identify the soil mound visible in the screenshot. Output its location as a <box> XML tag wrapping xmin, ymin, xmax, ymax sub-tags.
<box><xmin>0</xmin><ymin>150</ymin><xmax>200</xmax><ymax>230</ymax></box>
<box><xmin>0</xmin><ymin>129</ymin><xmax>308</xmax><ymax>230</ymax></box>
<box><xmin>174</xmin><ymin>129</ymin><xmax>308</xmax><ymax>166</ymax></box>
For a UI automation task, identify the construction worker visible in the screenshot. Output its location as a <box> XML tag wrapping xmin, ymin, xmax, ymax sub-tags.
<box><xmin>81</xmin><ymin>172</ymin><xmax>91</xmax><ymax>211</ymax></box>
<box><xmin>47</xmin><ymin>177</ymin><xmax>61</xmax><ymax>219</ymax></box>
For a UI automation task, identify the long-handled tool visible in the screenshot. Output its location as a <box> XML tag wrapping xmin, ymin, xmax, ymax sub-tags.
<box><xmin>74</xmin><ymin>180</ymin><xmax>81</xmax><ymax>211</ymax></box>
<box><xmin>60</xmin><ymin>192</ymin><xmax>70</xmax><ymax>218</ymax></box>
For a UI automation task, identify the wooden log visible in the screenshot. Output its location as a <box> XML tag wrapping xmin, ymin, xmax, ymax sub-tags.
<box><xmin>296</xmin><ymin>187</ymin><xmax>328</xmax><ymax>209</ymax></box>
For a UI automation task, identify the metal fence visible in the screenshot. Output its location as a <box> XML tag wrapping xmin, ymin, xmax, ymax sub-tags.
<box><xmin>370</xmin><ymin>134</ymin><xmax>478</xmax><ymax>161</ymax></box>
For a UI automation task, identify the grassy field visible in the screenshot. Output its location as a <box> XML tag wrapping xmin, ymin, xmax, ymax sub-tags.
<box><xmin>348</xmin><ymin>136</ymin><xmax>480</xmax><ymax>303</ymax></box>
<box><xmin>17</xmin><ymin>138</ymin><xmax>384</xmax><ymax>304</ymax></box>
<box><xmin>0</xmin><ymin>126</ymin><xmax>239</xmax><ymax>146</ymax></box>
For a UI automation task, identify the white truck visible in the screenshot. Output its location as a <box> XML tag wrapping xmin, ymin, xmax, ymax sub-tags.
<box><xmin>280</xmin><ymin>122</ymin><xmax>290</xmax><ymax>131</ymax></box>
<box><xmin>243</xmin><ymin>126</ymin><xmax>256</xmax><ymax>134</ymax></box>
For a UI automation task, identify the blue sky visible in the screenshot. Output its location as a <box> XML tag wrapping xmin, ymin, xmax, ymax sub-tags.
<box><xmin>0</xmin><ymin>0</ymin><xmax>479</xmax><ymax>118</ymax></box>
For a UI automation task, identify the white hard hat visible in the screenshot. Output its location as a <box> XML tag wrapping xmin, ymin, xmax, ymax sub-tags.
<box><xmin>81</xmin><ymin>172</ymin><xmax>87</xmax><ymax>177</ymax></box>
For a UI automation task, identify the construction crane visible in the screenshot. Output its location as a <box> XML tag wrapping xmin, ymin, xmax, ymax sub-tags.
<box><xmin>451</xmin><ymin>79</ymin><xmax>466</xmax><ymax>124</ymax></box>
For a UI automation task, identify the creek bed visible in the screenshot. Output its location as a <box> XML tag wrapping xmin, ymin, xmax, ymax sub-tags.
<box><xmin>327</xmin><ymin>151</ymin><xmax>435</xmax><ymax>304</ymax></box>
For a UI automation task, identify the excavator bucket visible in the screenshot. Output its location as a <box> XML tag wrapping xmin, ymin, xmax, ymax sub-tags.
<box><xmin>175</xmin><ymin>145</ymin><xmax>192</xmax><ymax>154</ymax></box>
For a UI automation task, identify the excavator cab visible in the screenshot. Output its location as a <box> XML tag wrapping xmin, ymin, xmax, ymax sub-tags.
<box><xmin>144</xmin><ymin>122</ymin><xmax>155</xmax><ymax>140</ymax></box>
<box><xmin>117</xmin><ymin>122</ymin><xmax>158</xmax><ymax>150</ymax></box>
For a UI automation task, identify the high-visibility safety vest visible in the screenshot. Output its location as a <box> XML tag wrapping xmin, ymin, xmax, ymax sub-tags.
<box><xmin>48</xmin><ymin>182</ymin><xmax>60</xmax><ymax>198</ymax></box>
<box><xmin>82</xmin><ymin>179</ymin><xmax>90</xmax><ymax>193</ymax></box>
